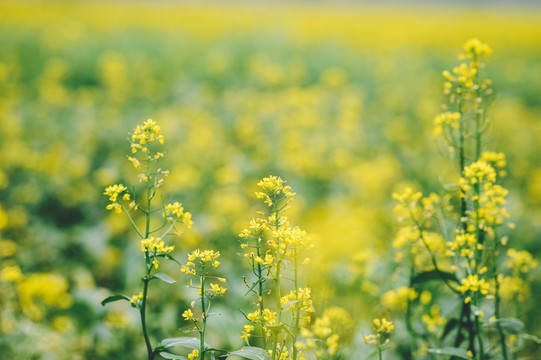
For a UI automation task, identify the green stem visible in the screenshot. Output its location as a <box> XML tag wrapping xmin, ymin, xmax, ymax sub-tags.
<box><xmin>473</xmin><ymin>53</ymin><xmax>483</xmax><ymax>162</ymax></box>
<box><xmin>405</xmin><ymin>259</ymin><xmax>419</xmax><ymax>357</ymax></box>
<box><xmin>272</xmin><ymin>194</ymin><xmax>281</xmax><ymax>360</ymax></box>
<box><xmin>455</xmin><ymin>100</ymin><xmax>475</xmax><ymax>355</ymax></box>
<box><xmin>140</xmin><ymin>145</ymin><xmax>154</xmax><ymax>360</ymax></box>
<box><xmin>475</xmin><ymin>312</ymin><xmax>484</xmax><ymax>359</ymax></box>
<box><xmin>409</xmin><ymin>212</ymin><xmax>459</xmax><ymax>295</ymax></box>
<box><xmin>200</xmin><ymin>271</ymin><xmax>207</xmax><ymax>360</ymax></box>
<box><xmin>255</xmin><ymin>233</ymin><xmax>267</xmax><ymax>349</ymax></box>
<box><xmin>141</xmin><ymin>269</ymin><xmax>154</xmax><ymax>360</ymax></box>
<box><xmin>493</xmin><ymin>230</ymin><xmax>508</xmax><ymax>360</ymax></box>
<box><xmin>292</xmin><ymin>247</ymin><xmax>301</xmax><ymax>360</ymax></box>
<box><xmin>121</xmin><ymin>202</ymin><xmax>144</xmax><ymax>238</ymax></box>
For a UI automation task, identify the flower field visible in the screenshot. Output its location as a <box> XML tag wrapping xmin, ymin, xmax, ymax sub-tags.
<box><xmin>1</xmin><ymin>1</ymin><xmax>540</xmax><ymax>359</ymax></box>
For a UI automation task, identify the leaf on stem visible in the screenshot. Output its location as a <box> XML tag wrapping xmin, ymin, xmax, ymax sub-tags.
<box><xmin>160</xmin><ymin>337</ymin><xmax>209</xmax><ymax>350</ymax></box>
<box><xmin>441</xmin><ymin>318</ymin><xmax>459</xmax><ymax>340</ymax></box>
<box><xmin>411</xmin><ymin>270</ymin><xmax>458</xmax><ymax>284</ymax></box>
<box><xmin>159</xmin><ymin>351</ymin><xmax>188</xmax><ymax>359</ymax></box>
<box><xmin>101</xmin><ymin>295</ymin><xmax>130</xmax><ymax>306</ymax></box>
<box><xmin>157</xmin><ymin>253</ymin><xmax>183</xmax><ymax>266</ymax></box>
<box><xmin>152</xmin><ymin>273</ymin><xmax>176</xmax><ymax>284</ymax></box>
<box><xmin>227</xmin><ymin>347</ymin><xmax>271</xmax><ymax>360</ymax></box>
<box><xmin>425</xmin><ymin>347</ymin><xmax>471</xmax><ymax>359</ymax></box>
<box><xmin>485</xmin><ymin>318</ymin><xmax>524</xmax><ymax>334</ymax></box>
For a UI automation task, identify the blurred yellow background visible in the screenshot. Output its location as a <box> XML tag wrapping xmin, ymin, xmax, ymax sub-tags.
<box><xmin>0</xmin><ymin>1</ymin><xmax>540</xmax><ymax>358</ymax></box>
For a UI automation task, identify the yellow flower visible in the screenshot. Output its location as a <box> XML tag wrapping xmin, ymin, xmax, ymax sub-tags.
<box><xmin>130</xmin><ymin>292</ymin><xmax>143</xmax><ymax>304</ymax></box>
<box><xmin>241</xmin><ymin>324</ymin><xmax>254</xmax><ymax>342</ymax></box>
<box><xmin>140</xmin><ymin>237</ymin><xmax>174</xmax><ymax>254</ymax></box>
<box><xmin>255</xmin><ymin>175</ymin><xmax>295</xmax><ymax>206</ymax></box>
<box><xmin>104</xmin><ymin>184</ymin><xmax>128</xmax><ymax>213</ymax></box>
<box><xmin>17</xmin><ymin>273</ymin><xmax>72</xmax><ymax>321</ymax></box>
<box><xmin>182</xmin><ymin>309</ymin><xmax>194</xmax><ymax>321</ymax></box>
<box><xmin>187</xmin><ymin>349</ymin><xmax>199</xmax><ymax>360</ymax></box>
<box><xmin>1</xmin><ymin>265</ymin><xmax>23</xmax><ymax>283</ymax></box>
<box><xmin>457</xmin><ymin>274</ymin><xmax>490</xmax><ymax>296</ymax></box>
<box><xmin>209</xmin><ymin>283</ymin><xmax>227</xmax><ymax>296</ymax></box>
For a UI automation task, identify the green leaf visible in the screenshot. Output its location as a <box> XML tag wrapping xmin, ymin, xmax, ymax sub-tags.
<box><xmin>152</xmin><ymin>273</ymin><xmax>176</xmax><ymax>284</ymax></box>
<box><xmin>412</xmin><ymin>270</ymin><xmax>458</xmax><ymax>284</ymax></box>
<box><xmin>425</xmin><ymin>347</ymin><xmax>471</xmax><ymax>359</ymax></box>
<box><xmin>488</xmin><ymin>318</ymin><xmax>524</xmax><ymax>334</ymax></box>
<box><xmin>364</xmin><ymin>349</ymin><xmax>379</xmax><ymax>360</ymax></box>
<box><xmin>160</xmin><ymin>337</ymin><xmax>207</xmax><ymax>350</ymax></box>
<box><xmin>441</xmin><ymin>318</ymin><xmax>459</xmax><ymax>340</ymax></box>
<box><xmin>522</xmin><ymin>333</ymin><xmax>541</xmax><ymax>344</ymax></box>
<box><xmin>281</xmin><ymin>299</ymin><xmax>304</xmax><ymax>311</ymax></box>
<box><xmin>228</xmin><ymin>347</ymin><xmax>271</xmax><ymax>360</ymax></box>
<box><xmin>243</xmin><ymin>277</ymin><xmax>266</xmax><ymax>297</ymax></box>
<box><xmin>159</xmin><ymin>352</ymin><xmax>188</xmax><ymax>359</ymax></box>
<box><xmin>101</xmin><ymin>295</ymin><xmax>130</xmax><ymax>306</ymax></box>
<box><xmin>157</xmin><ymin>254</ymin><xmax>182</xmax><ymax>266</ymax></box>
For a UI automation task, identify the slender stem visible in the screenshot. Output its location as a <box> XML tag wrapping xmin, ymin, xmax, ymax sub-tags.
<box><xmin>140</xmin><ymin>143</ymin><xmax>154</xmax><ymax>360</ymax></box>
<box><xmin>272</xmin><ymin>194</ymin><xmax>281</xmax><ymax>360</ymax></box>
<box><xmin>493</xmin><ymin>229</ymin><xmax>508</xmax><ymax>360</ymax></box>
<box><xmin>473</xmin><ymin>53</ymin><xmax>482</xmax><ymax>162</ymax></box>
<box><xmin>475</xmin><ymin>312</ymin><xmax>484</xmax><ymax>359</ymax></box>
<box><xmin>405</xmin><ymin>259</ymin><xmax>420</xmax><ymax>356</ymax></box>
<box><xmin>141</xmin><ymin>267</ymin><xmax>154</xmax><ymax>360</ymax></box>
<box><xmin>121</xmin><ymin>202</ymin><xmax>144</xmax><ymax>238</ymax></box>
<box><xmin>256</xmin><ymin>236</ymin><xmax>267</xmax><ymax>349</ymax></box>
<box><xmin>200</xmin><ymin>270</ymin><xmax>207</xmax><ymax>360</ymax></box>
<box><xmin>409</xmin><ymin>211</ymin><xmax>459</xmax><ymax>295</ymax></box>
<box><xmin>292</xmin><ymin>247</ymin><xmax>301</xmax><ymax>360</ymax></box>
<box><xmin>455</xmin><ymin>99</ymin><xmax>476</xmax><ymax>355</ymax></box>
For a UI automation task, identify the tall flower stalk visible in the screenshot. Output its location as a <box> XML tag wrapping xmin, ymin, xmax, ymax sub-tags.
<box><xmin>389</xmin><ymin>39</ymin><xmax>537</xmax><ymax>359</ymax></box>
<box><xmin>181</xmin><ymin>249</ymin><xmax>227</xmax><ymax>360</ymax></box>
<box><xmin>239</xmin><ymin>176</ymin><xmax>314</xmax><ymax>360</ymax></box>
<box><xmin>102</xmin><ymin>119</ymin><xmax>192</xmax><ymax>360</ymax></box>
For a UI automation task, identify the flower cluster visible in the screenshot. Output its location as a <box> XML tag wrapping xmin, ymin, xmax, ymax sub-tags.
<box><xmin>130</xmin><ymin>292</ymin><xmax>143</xmax><ymax>304</ymax></box>
<box><xmin>421</xmin><ymin>305</ymin><xmax>446</xmax><ymax>334</ymax></box>
<box><xmin>140</xmin><ymin>236</ymin><xmax>174</xmax><ymax>254</ymax></box>
<box><xmin>392</xmin><ymin>188</ymin><xmax>423</xmax><ymax>222</ymax></box>
<box><xmin>130</xmin><ymin>118</ymin><xmax>164</xmax><ymax>154</ymax></box>
<box><xmin>104</xmin><ymin>184</ymin><xmax>129</xmax><ymax>213</ymax></box>
<box><xmin>255</xmin><ymin>175</ymin><xmax>296</xmax><ymax>207</ymax></box>
<box><xmin>280</xmin><ymin>287</ymin><xmax>314</xmax><ymax>322</ymax></box>
<box><xmin>433</xmin><ymin>111</ymin><xmax>461</xmax><ymax>136</ymax></box>
<box><xmin>187</xmin><ymin>349</ymin><xmax>199</xmax><ymax>360</ymax></box>
<box><xmin>382</xmin><ymin>286</ymin><xmax>418</xmax><ymax>311</ymax></box>
<box><xmin>181</xmin><ymin>249</ymin><xmax>221</xmax><ymax>275</ymax></box>
<box><xmin>16</xmin><ymin>273</ymin><xmax>73</xmax><ymax>321</ymax></box>
<box><xmin>364</xmin><ymin>318</ymin><xmax>394</xmax><ymax>346</ymax></box>
<box><xmin>163</xmin><ymin>202</ymin><xmax>193</xmax><ymax>228</ymax></box>
<box><xmin>505</xmin><ymin>249</ymin><xmax>538</xmax><ymax>276</ymax></box>
<box><xmin>300</xmin><ymin>316</ymin><xmax>339</xmax><ymax>357</ymax></box>
<box><xmin>460</xmin><ymin>160</ymin><xmax>496</xmax><ymax>191</ymax></box>
<box><xmin>457</xmin><ymin>274</ymin><xmax>490</xmax><ymax>303</ymax></box>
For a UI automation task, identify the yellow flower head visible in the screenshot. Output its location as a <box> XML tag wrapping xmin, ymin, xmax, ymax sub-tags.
<box><xmin>130</xmin><ymin>292</ymin><xmax>143</xmax><ymax>304</ymax></box>
<box><xmin>187</xmin><ymin>349</ymin><xmax>199</xmax><ymax>360</ymax></box>
<box><xmin>131</xmin><ymin>119</ymin><xmax>163</xmax><ymax>152</ymax></box>
<box><xmin>140</xmin><ymin>237</ymin><xmax>174</xmax><ymax>254</ymax></box>
<box><xmin>182</xmin><ymin>309</ymin><xmax>194</xmax><ymax>321</ymax></box>
<box><xmin>255</xmin><ymin>175</ymin><xmax>295</xmax><ymax>207</ymax></box>
<box><xmin>463</xmin><ymin>38</ymin><xmax>492</xmax><ymax>58</ymax></box>
<box><xmin>181</xmin><ymin>249</ymin><xmax>221</xmax><ymax>275</ymax></box>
